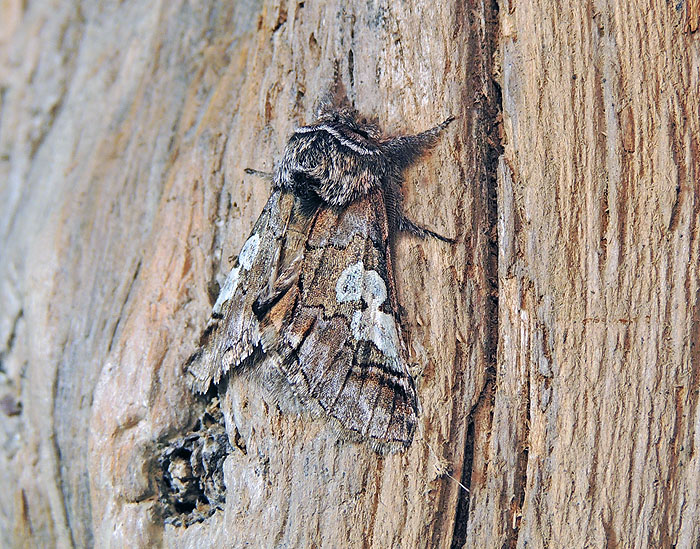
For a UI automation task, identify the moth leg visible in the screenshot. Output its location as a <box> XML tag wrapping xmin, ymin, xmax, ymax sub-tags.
<box><xmin>398</xmin><ymin>215</ymin><xmax>455</xmax><ymax>243</ymax></box>
<box><xmin>383</xmin><ymin>116</ymin><xmax>455</xmax><ymax>169</ymax></box>
<box><xmin>386</xmin><ymin>179</ymin><xmax>456</xmax><ymax>243</ymax></box>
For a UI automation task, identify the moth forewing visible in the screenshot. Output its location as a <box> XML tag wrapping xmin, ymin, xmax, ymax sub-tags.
<box><xmin>186</xmin><ymin>189</ymin><xmax>298</xmax><ymax>393</ymax></box>
<box><xmin>255</xmin><ymin>190</ymin><xmax>418</xmax><ymax>450</ymax></box>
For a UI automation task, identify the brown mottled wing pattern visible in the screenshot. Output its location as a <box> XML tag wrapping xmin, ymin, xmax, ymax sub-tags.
<box><xmin>260</xmin><ymin>189</ymin><xmax>418</xmax><ymax>449</ymax></box>
<box><xmin>185</xmin><ymin>93</ymin><xmax>452</xmax><ymax>452</ymax></box>
<box><xmin>187</xmin><ymin>189</ymin><xmax>310</xmax><ymax>393</ymax></box>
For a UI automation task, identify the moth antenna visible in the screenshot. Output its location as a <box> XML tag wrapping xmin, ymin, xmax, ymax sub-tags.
<box><xmin>244</xmin><ymin>168</ymin><xmax>274</xmax><ymax>181</ymax></box>
<box><xmin>384</xmin><ymin>172</ymin><xmax>456</xmax><ymax>243</ymax></box>
<box><xmin>384</xmin><ymin>116</ymin><xmax>455</xmax><ymax>170</ymax></box>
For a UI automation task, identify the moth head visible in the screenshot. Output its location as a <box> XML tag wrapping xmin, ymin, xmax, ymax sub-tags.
<box><xmin>277</xmin><ymin>102</ymin><xmax>389</xmax><ymax>208</ymax></box>
<box><xmin>316</xmin><ymin>96</ymin><xmax>382</xmax><ymax>141</ymax></box>
<box><xmin>277</xmin><ymin>90</ymin><xmax>452</xmax><ymax>208</ymax></box>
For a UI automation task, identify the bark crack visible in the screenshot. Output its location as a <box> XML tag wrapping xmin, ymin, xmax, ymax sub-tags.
<box><xmin>449</xmin><ymin>0</ymin><xmax>503</xmax><ymax>545</ymax></box>
<box><xmin>107</xmin><ymin>259</ymin><xmax>142</xmax><ymax>353</ymax></box>
<box><xmin>0</xmin><ymin>308</ymin><xmax>23</xmax><ymax>372</ymax></box>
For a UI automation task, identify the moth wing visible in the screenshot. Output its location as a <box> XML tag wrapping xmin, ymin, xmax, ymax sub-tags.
<box><xmin>187</xmin><ymin>189</ymin><xmax>297</xmax><ymax>393</ymax></box>
<box><xmin>262</xmin><ymin>190</ymin><xmax>418</xmax><ymax>449</ymax></box>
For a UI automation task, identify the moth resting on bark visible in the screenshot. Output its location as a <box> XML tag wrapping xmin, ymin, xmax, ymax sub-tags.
<box><xmin>187</xmin><ymin>95</ymin><xmax>454</xmax><ymax>452</ymax></box>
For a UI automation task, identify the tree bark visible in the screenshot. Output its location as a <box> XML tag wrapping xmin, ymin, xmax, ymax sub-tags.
<box><xmin>486</xmin><ymin>2</ymin><xmax>700</xmax><ymax>547</ymax></box>
<box><xmin>0</xmin><ymin>0</ymin><xmax>697</xmax><ymax>548</ymax></box>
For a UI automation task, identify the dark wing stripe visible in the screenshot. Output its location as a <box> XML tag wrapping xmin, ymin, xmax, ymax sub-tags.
<box><xmin>322</xmin><ymin>351</ymin><xmax>355</xmax><ymax>417</ymax></box>
<box><xmin>308</xmin><ymin>336</ymin><xmax>348</xmax><ymax>397</ymax></box>
<box><xmin>359</xmin><ymin>368</ymin><xmax>383</xmax><ymax>438</ymax></box>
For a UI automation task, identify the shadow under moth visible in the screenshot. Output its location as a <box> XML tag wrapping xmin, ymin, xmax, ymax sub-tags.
<box><xmin>187</xmin><ymin>92</ymin><xmax>453</xmax><ymax>453</ymax></box>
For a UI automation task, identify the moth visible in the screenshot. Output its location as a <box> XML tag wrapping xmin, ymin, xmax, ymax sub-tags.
<box><xmin>187</xmin><ymin>92</ymin><xmax>453</xmax><ymax>452</ymax></box>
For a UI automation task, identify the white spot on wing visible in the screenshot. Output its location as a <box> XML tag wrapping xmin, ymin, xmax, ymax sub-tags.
<box><xmin>212</xmin><ymin>234</ymin><xmax>261</xmax><ymax>314</ymax></box>
<box><xmin>338</xmin><ymin>261</ymin><xmax>399</xmax><ymax>358</ymax></box>
<box><xmin>239</xmin><ymin>234</ymin><xmax>261</xmax><ymax>270</ymax></box>
<box><xmin>351</xmin><ymin>309</ymin><xmax>400</xmax><ymax>358</ymax></box>
<box><xmin>213</xmin><ymin>266</ymin><xmax>240</xmax><ymax>314</ymax></box>
<box><xmin>336</xmin><ymin>261</ymin><xmax>364</xmax><ymax>302</ymax></box>
<box><xmin>362</xmin><ymin>270</ymin><xmax>387</xmax><ymax>303</ymax></box>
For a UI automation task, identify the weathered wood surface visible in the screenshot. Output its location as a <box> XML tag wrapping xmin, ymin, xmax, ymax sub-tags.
<box><xmin>487</xmin><ymin>1</ymin><xmax>700</xmax><ymax>547</ymax></box>
<box><xmin>0</xmin><ymin>0</ymin><xmax>697</xmax><ymax>547</ymax></box>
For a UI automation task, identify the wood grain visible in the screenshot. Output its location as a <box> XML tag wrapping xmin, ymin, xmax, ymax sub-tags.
<box><xmin>488</xmin><ymin>1</ymin><xmax>700</xmax><ymax>546</ymax></box>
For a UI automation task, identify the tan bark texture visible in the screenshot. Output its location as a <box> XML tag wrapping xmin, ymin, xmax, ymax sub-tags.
<box><xmin>0</xmin><ymin>0</ymin><xmax>697</xmax><ymax>548</ymax></box>
<box><xmin>488</xmin><ymin>1</ymin><xmax>700</xmax><ymax>547</ymax></box>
